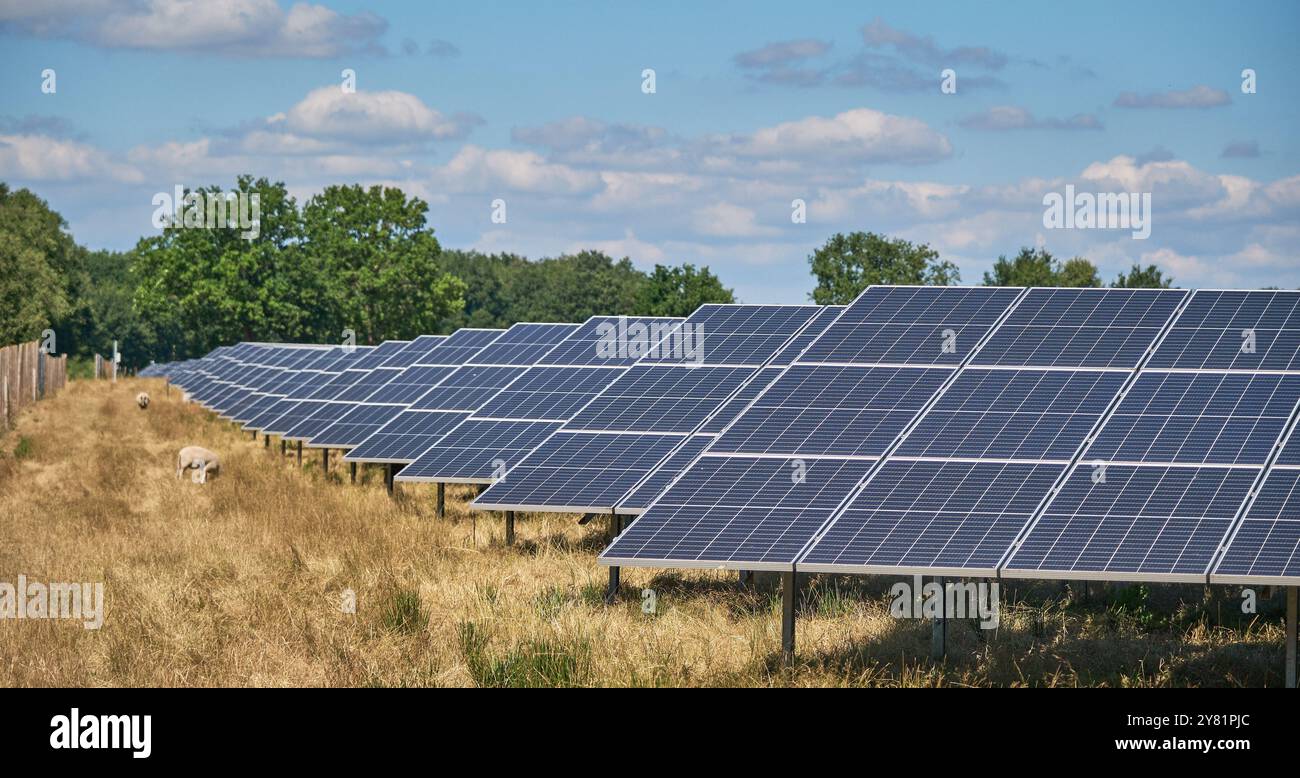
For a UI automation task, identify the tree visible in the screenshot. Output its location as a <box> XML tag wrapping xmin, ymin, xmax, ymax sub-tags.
<box><xmin>0</xmin><ymin>184</ymin><xmax>76</xmax><ymax>345</ymax></box>
<box><xmin>983</xmin><ymin>248</ymin><xmax>1100</xmax><ymax>287</ymax></box>
<box><xmin>302</xmin><ymin>184</ymin><xmax>464</xmax><ymax>344</ymax></box>
<box><xmin>808</xmin><ymin>232</ymin><xmax>959</xmax><ymax>304</ymax></box>
<box><xmin>637</xmin><ymin>263</ymin><xmax>735</xmax><ymax>316</ymax></box>
<box><xmin>1111</xmin><ymin>263</ymin><xmax>1174</xmax><ymax>288</ymax></box>
<box><xmin>131</xmin><ymin>176</ymin><xmax>316</xmax><ymax>360</ymax></box>
<box><xmin>513</xmin><ymin>251</ymin><xmax>647</xmax><ymax>323</ymax></box>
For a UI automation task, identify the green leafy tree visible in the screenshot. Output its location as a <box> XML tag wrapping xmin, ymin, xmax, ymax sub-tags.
<box><xmin>1111</xmin><ymin>263</ymin><xmax>1174</xmax><ymax>288</ymax></box>
<box><xmin>302</xmin><ymin>184</ymin><xmax>464</xmax><ymax>343</ymax></box>
<box><xmin>131</xmin><ymin>176</ymin><xmax>316</xmax><ymax>360</ymax></box>
<box><xmin>984</xmin><ymin>248</ymin><xmax>1101</xmax><ymax>287</ymax></box>
<box><xmin>513</xmin><ymin>251</ymin><xmax>647</xmax><ymax>323</ymax></box>
<box><xmin>809</xmin><ymin>232</ymin><xmax>959</xmax><ymax>304</ymax></box>
<box><xmin>0</xmin><ymin>184</ymin><xmax>76</xmax><ymax>345</ymax></box>
<box><xmin>637</xmin><ymin>263</ymin><xmax>735</xmax><ymax>316</ymax></box>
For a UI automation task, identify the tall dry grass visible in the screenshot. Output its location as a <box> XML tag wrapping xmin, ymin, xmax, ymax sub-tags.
<box><xmin>0</xmin><ymin>378</ymin><xmax>1291</xmax><ymax>686</ymax></box>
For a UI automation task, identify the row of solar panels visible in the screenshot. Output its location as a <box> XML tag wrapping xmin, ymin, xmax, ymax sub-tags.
<box><xmin>143</xmin><ymin>287</ymin><xmax>1300</xmax><ymax>587</ymax></box>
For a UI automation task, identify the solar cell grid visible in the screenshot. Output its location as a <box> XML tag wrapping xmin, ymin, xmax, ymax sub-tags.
<box><xmin>896</xmin><ymin>368</ymin><xmax>1129</xmax><ymax>461</ymax></box>
<box><xmin>408</xmin><ymin>365</ymin><xmax>526</xmax><ymax>411</ymax></box>
<box><xmin>537</xmin><ymin>316</ymin><xmax>682</xmax><ymax>367</ymax></box>
<box><xmin>601</xmin><ymin>456</ymin><xmax>875</xmax><ymax>568</ymax></box>
<box><xmin>638</xmin><ymin>305</ymin><xmax>818</xmax><ymax>366</ymax></box>
<box><xmin>1003</xmin><ymin>464</ymin><xmax>1259</xmax><ymax>580</ymax></box>
<box><xmin>474</xmin><ymin>366</ymin><xmax>623</xmax><ymax>421</ymax></box>
<box><xmin>396</xmin><ymin>420</ymin><xmax>566</xmax><ymax>482</ymax></box>
<box><xmin>711</xmin><ymin>364</ymin><xmax>951</xmax><ymax>457</ymax></box>
<box><xmin>800</xmin><ymin>460</ymin><xmax>1065</xmax><ymax>574</ymax></box>
<box><xmin>974</xmin><ymin>288</ymin><xmax>1185</xmax><ymax>368</ymax></box>
<box><xmin>1149</xmin><ymin>290</ymin><xmax>1300</xmax><ymax>370</ymax></box>
<box><xmin>1086</xmin><ymin>372</ymin><xmax>1300</xmax><ymax>465</ymax></box>
<box><xmin>282</xmin><ymin>401</ymin><xmax>354</xmax><ymax>441</ymax></box>
<box><xmin>307</xmin><ymin>404</ymin><xmax>405</xmax><ymax>448</ymax></box>
<box><xmin>801</xmin><ymin>286</ymin><xmax>1023</xmax><ymax>365</ymax></box>
<box><xmin>362</xmin><ymin>365</ymin><xmax>458</xmax><ymax>405</ymax></box>
<box><xmin>565</xmin><ymin>365</ymin><xmax>756</xmax><ymax>433</ymax></box>
<box><xmin>469</xmin><ymin>323</ymin><xmax>578</xmax><ymax>366</ymax></box>
<box><xmin>617</xmin><ymin>434</ymin><xmax>714</xmax><ymax>511</ymax></box>
<box><xmin>344</xmin><ymin>410</ymin><xmax>471</xmax><ymax>463</ymax></box>
<box><xmin>473</xmin><ymin>432</ymin><xmax>686</xmax><ymax>511</ymax></box>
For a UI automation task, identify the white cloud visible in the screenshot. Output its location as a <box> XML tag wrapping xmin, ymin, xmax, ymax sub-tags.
<box><xmin>1</xmin><ymin>0</ymin><xmax>388</xmax><ymax>58</ymax></box>
<box><xmin>272</xmin><ymin>86</ymin><xmax>481</xmax><ymax>145</ymax></box>
<box><xmin>434</xmin><ymin>146</ymin><xmax>601</xmax><ymax>194</ymax></box>
<box><xmin>0</xmin><ymin>134</ymin><xmax>142</xmax><ymax>182</ymax></box>
<box><xmin>692</xmin><ymin>202</ymin><xmax>778</xmax><ymax>238</ymax></box>
<box><xmin>711</xmin><ymin>108</ymin><xmax>951</xmax><ymax>164</ymax></box>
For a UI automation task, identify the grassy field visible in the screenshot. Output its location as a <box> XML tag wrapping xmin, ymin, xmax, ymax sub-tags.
<box><xmin>0</xmin><ymin>378</ymin><xmax>1292</xmax><ymax>687</ymax></box>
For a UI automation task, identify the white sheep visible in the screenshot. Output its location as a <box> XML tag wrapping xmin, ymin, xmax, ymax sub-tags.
<box><xmin>136</xmin><ymin>392</ymin><xmax>150</xmax><ymax>409</ymax></box>
<box><xmin>177</xmin><ymin>446</ymin><xmax>221</xmax><ymax>483</ymax></box>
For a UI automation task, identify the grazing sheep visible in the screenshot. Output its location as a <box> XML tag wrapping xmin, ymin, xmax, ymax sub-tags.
<box><xmin>177</xmin><ymin>446</ymin><xmax>221</xmax><ymax>483</ymax></box>
<box><xmin>136</xmin><ymin>392</ymin><xmax>150</xmax><ymax>409</ymax></box>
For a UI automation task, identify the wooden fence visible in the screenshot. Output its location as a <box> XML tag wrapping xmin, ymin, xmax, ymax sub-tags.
<box><xmin>1</xmin><ymin>340</ymin><xmax>69</xmax><ymax>433</ymax></box>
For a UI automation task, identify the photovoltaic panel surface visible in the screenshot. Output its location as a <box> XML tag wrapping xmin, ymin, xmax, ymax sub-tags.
<box><xmin>282</xmin><ymin>401</ymin><xmax>354</xmax><ymax>441</ymax></box>
<box><xmin>565</xmin><ymin>365</ymin><xmax>756</xmax><ymax>433</ymax></box>
<box><xmin>1148</xmin><ymin>290</ymin><xmax>1300</xmax><ymax>370</ymax></box>
<box><xmin>973</xmin><ymin>288</ymin><xmax>1186</xmax><ymax>368</ymax></box>
<box><xmin>344</xmin><ymin>410</ymin><xmax>471</xmax><ymax>463</ymax></box>
<box><xmin>397</xmin><ymin>420</ymin><xmax>566</xmax><ymax>482</ymax></box>
<box><xmin>638</xmin><ymin>305</ymin><xmax>817</xmax><ymax>366</ymax></box>
<box><xmin>1085</xmin><ymin>372</ymin><xmax>1300</xmax><ymax>465</ymax></box>
<box><xmin>537</xmin><ymin>316</ymin><xmax>683</xmax><ymax>367</ymax></box>
<box><xmin>306</xmin><ymin>404</ymin><xmax>406</xmax><ymax>448</ymax></box>
<box><xmin>408</xmin><ymin>365</ymin><xmax>527</xmax><ymax>411</ymax></box>
<box><xmin>1213</xmin><ymin>467</ymin><xmax>1300</xmax><ymax>583</ymax></box>
<box><xmin>617</xmin><ymin>434</ymin><xmax>713</xmax><ymax>511</ymax></box>
<box><xmin>802</xmin><ymin>286</ymin><xmax>1022</xmax><ymax>366</ymax></box>
<box><xmin>800</xmin><ymin>460</ymin><xmax>1065</xmax><ymax>574</ymax></box>
<box><xmin>473</xmin><ymin>432</ymin><xmax>685</xmax><ymax>511</ymax></box>
<box><xmin>467</xmin><ymin>323</ymin><xmax>578</xmax><ymax>366</ymax></box>
<box><xmin>473</xmin><ymin>366</ymin><xmax>625</xmax><ymax>421</ymax></box>
<box><xmin>895</xmin><ymin>369</ymin><xmax>1130</xmax><ymax>461</ymax></box>
<box><xmin>603</xmin><ymin>457</ymin><xmax>874</xmax><ymax>569</ymax></box>
<box><xmin>362</xmin><ymin>365</ymin><xmax>458</xmax><ymax>405</ymax></box>
<box><xmin>1003</xmin><ymin>464</ymin><xmax>1259</xmax><ymax>581</ymax></box>
<box><xmin>710</xmin><ymin>364</ymin><xmax>950</xmax><ymax>457</ymax></box>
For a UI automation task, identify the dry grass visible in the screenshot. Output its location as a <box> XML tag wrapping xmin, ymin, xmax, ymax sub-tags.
<box><xmin>0</xmin><ymin>378</ymin><xmax>1292</xmax><ymax>687</ymax></box>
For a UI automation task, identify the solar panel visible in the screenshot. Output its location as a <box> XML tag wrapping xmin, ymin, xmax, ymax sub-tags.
<box><xmin>1148</xmin><ymin>290</ymin><xmax>1300</xmax><ymax>370</ymax></box>
<box><xmin>1212</xmin><ymin>468</ymin><xmax>1300</xmax><ymax>583</ymax></box>
<box><xmin>344</xmin><ymin>410</ymin><xmax>471</xmax><ymax>463</ymax></box>
<box><xmin>710</xmin><ymin>365</ymin><xmax>950</xmax><ymax>457</ymax></box>
<box><xmin>802</xmin><ymin>286</ymin><xmax>1022</xmax><ymax>365</ymax></box>
<box><xmin>416</xmin><ymin>329</ymin><xmax>504</xmax><ymax>365</ymax></box>
<box><xmin>281</xmin><ymin>401</ymin><xmax>354</xmax><ymax>441</ymax></box>
<box><xmin>699</xmin><ymin>367</ymin><xmax>784</xmax><ymax>434</ymax></box>
<box><xmin>895</xmin><ymin>369</ymin><xmax>1130</xmax><ymax>461</ymax></box>
<box><xmin>473</xmin><ymin>431</ymin><xmax>686</xmax><ymax>511</ymax></box>
<box><xmin>1085</xmin><ymin>372</ymin><xmax>1300</xmax><ymax>465</ymax></box>
<box><xmin>769</xmin><ymin>306</ymin><xmax>845</xmax><ymax>366</ymax></box>
<box><xmin>396</xmin><ymin>420</ymin><xmax>566</xmax><ymax>482</ymax></box>
<box><xmin>349</xmin><ymin>340</ymin><xmax>411</xmax><ymax>370</ymax></box>
<box><xmin>361</xmin><ymin>366</ymin><xmax>459</xmax><ymax>405</ymax></box>
<box><xmin>973</xmin><ymin>288</ymin><xmax>1186</xmax><ymax>368</ymax></box>
<box><xmin>800</xmin><ymin>460</ymin><xmax>1064</xmax><ymax>575</ymax></box>
<box><xmin>597</xmin><ymin>288</ymin><xmax>1025</xmax><ymax>570</ymax></box>
<box><xmin>1003</xmin><ymin>464</ymin><xmax>1259</xmax><ymax>581</ymax></box>
<box><xmin>379</xmin><ymin>334</ymin><xmax>447</xmax><ymax>368</ymax></box>
<box><xmin>566</xmin><ymin>365</ymin><xmax>756</xmax><ymax>433</ymax></box>
<box><xmin>474</xmin><ymin>366</ymin><xmax>626</xmax><ymax>421</ymax></box>
<box><xmin>617</xmin><ymin>434</ymin><xmax>713</xmax><ymax>512</ymax></box>
<box><xmin>537</xmin><ymin>316</ymin><xmax>683</xmax><ymax>367</ymax></box>
<box><xmin>306</xmin><ymin>404</ymin><xmax>406</xmax><ymax>449</ymax></box>
<box><xmin>332</xmin><ymin>367</ymin><xmax>404</xmax><ymax>403</ymax></box>
<box><xmin>638</xmin><ymin>305</ymin><xmax>818</xmax><ymax>366</ymax></box>
<box><xmin>258</xmin><ymin>400</ymin><xmax>320</xmax><ymax>436</ymax></box>
<box><xmin>475</xmin><ymin>305</ymin><xmax>827</xmax><ymax>512</ymax></box>
<box><xmin>408</xmin><ymin>365</ymin><xmax>528</xmax><ymax>411</ymax></box>
<box><xmin>467</xmin><ymin>323</ymin><xmax>578</xmax><ymax>366</ymax></box>
<box><xmin>602</xmin><ymin>456</ymin><xmax>874</xmax><ymax>569</ymax></box>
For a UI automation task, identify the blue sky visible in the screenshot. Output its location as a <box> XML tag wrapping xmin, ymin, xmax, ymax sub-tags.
<box><xmin>1</xmin><ymin>0</ymin><xmax>1297</xmax><ymax>301</ymax></box>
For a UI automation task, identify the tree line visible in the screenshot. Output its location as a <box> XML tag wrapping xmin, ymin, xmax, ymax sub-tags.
<box><xmin>2</xmin><ymin>177</ymin><xmax>1178</xmax><ymax>372</ymax></box>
